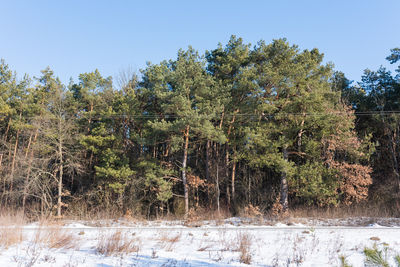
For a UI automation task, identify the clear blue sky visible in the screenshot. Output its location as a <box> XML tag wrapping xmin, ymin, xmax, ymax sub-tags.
<box><xmin>1</xmin><ymin>0</ymin><xmax>400</xmax><ymax>85</ymax></box>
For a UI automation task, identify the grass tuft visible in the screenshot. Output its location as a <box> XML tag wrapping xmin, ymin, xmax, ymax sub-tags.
<box><xmin>0</xmin><ymin>211</ymin><xmax>25</xmax><ymax>248</ymax></box>
<box><xmin>96</xmin><ymin>230</ymin><xmax>139</xmax><ymax>256</ymax></box>
<box><xmin>32</xmin><ymin>225</ymin><xmax>79</xmax><ymax>250</ymax></box>
<box><xmin>158</xmin><ymin>232</ymin><xmax>181</xmax><ymax>251</ymax></box>
<box><xmin>238</xmin><ymin>232</ymin><xmax>252</xmax><ymax>265</ymax></box>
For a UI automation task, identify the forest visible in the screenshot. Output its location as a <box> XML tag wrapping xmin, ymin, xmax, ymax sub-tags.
<box><xmin>1</xmin><ymin>36</ymin><xmax>399</xmax><ymax>219</ymax></box>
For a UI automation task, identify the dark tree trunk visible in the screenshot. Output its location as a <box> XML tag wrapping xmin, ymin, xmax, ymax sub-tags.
<box><xmin>182</xmin><ymin>125</ymin><xmax>190</xmax><ymax>218</ymax></box>
<box><xmin>280</xmin><ymin>147</ymin><xmax>289</xmax><ymax>213</ymax></box>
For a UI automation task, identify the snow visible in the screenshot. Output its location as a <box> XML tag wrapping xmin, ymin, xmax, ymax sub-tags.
<box><xmin>1</xmin><ymin>218</ymin><xmax>400</xmax><ymax>266</ymax></box>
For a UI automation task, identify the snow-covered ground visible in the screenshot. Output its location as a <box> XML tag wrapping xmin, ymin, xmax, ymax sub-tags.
<box><xmin>1</xmin><ymin>218</ymin><xmax>400</xmax><ymax>266</ymax></box>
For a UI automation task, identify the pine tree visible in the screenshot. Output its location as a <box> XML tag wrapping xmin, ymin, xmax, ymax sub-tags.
<box><xmin>142</xmin><ymin>47</ymin><xmax>225</xmax><ymax>217</ymax></box>
<box><xmin>245</xmin><ymin>39</ymin><xmax>371</xmax><ymax>213</ymax></box>
<box><xmin>205</xmin><ymin>35</ymin><xmax>252</xmax><ymax>213</ymax></box>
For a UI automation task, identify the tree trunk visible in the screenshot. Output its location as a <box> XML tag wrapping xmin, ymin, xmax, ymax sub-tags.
<box><xmin>3</xmin><ymin>117</ymin><xmax>11</xmax><ymax>142</ymax></box>
<box><xmin>216</xmin><ymin>160</ymin><xmax>220</xmax><ymax>215</ymax></box>
<box><xmin>0</xmin><ymin>153</ymin><xmax>3</xmax><ymax>201</ymax></box>
<box><xmin>22</xmin><ymin>132</ymin><xmax>33</xmax><ymax>210</ymax></box>
<box><xmin>57</xmin><ymin>163</ymin><xmax>63</xmax><ymax>218</ymax></box>
<box><xmin>297</xmin><ymin>117</ymin><xmax>305</xmax><ymax>150</ymax></box>
<box><xmin>25</xmin><ymin>133</ymin><xmax>33</xmax><ymax>159</ymax></box>
<box><xmin>231</xmin><ymin>150</ymin><xmax>237</xmax><ymax>205</ymax></box>
<box><xmin>280</xmin><ymin>147</ymin><xmax>289</xmax><ymax>214</ymax></box>
<box><xmin>139</xmin><ymin>130</ymin><xmax>143</xmax><ymax>157</ymax></box>
<box><xmin>205</xmin><ymin>140</ymin><xmax>211</xmax><ymax>202</ymax></box>
<box><xmin>247</xmin><ymin>166</ymin><xmax>251</xmax><ymax>204</ymax></box>
<box><xmin>87</xmin><ymin>103</ymin><xmax>94</xmax><ymax>176</ymax></box>
<box><xmin>57</xmin><ymin>116</ymin><xmax>64</xmax><ymax>218</ymax></box>
<box><xmin>225</xmin><ymin>146</ymin><xmax>230</xmax><ymax>209</ymax></box>
<box><xmin>390</xmin><ymin>132</ymin><xmax>400</xmax><ymax>191</ymax></box>
<box><xmin>225</xmin><ymin>109</ymin><xmax>238</xmax><ymax>210</ymax></box>
<box><xmin>9</xmin><ymin>115</ymin><xmax>21</xmax><ymax>202</ymax></box>
<box><xmin>382</xmin><ymin>111</ymin><xmax>400</xmax><ymax>192</ymax></box>
<box><xmin>214</xmin><ymin>144</ymin><xmax>221</xmax><ymax>215</ymax></box>
<box><xmin>182</xmin><ymin>125</ymin><xmax>190</xmax><ymax>218</ymax></box>
<box><xmin>23</xmin><ymin>127</ymin><xmax>39</xmax><ymax>211</ymax></box>
<box><xmin>164</xmin><ymin>143</ymin><xmax>170</xmax><ymax>157</ymax></box>
<box><xmin>9</xmin><ymin>136</ymin><xmax>18</xmax><ymax>173</ymax></box>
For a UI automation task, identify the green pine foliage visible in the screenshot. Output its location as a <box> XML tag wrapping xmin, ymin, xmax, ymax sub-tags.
<box><xmin>363</xmin><ymin>245</ymin><xmax>390</xmax><ymax>267</ymax></box>
<box><xmin>0</xmin><ymin>37</ymin><xmax>398</xmax><ymax>218</ymax></box>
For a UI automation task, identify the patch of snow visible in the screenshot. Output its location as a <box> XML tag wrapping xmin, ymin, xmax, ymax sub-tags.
<box><xmin>2</xmin><ymin>218</ymin><xmax>400</xmax><ymax>266</ymax></box>
<box><xmin>367</xmin><ymin>223</ymin><xmax>385</xmax><ymax>228</ymax></box>
<box><xmin>274</xmin><ymin>222</ymin><xmax>288</xmax><ymax>227</ymax></box>
<box><xmin>64</xmin><ymin>223</ymin><xmax>94</xmax><ymax>228</ymax></box>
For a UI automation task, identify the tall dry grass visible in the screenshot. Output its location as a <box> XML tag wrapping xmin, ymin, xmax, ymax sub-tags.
<box><xmin>158</xmin><ymin>232</ymin><xmax>181</xmax><ymax>251</ymax></box>
<box><xmin>237</xmin><ymin>232</ymin><xmax>252</xmax><ymax>265</ymax></box>
<box><xmin>96</xmin><ymin>230</ymin><xmax>140</xmax><ymax>256</ymax></box>
<box><xmin>288</xmin><ymin>203</ymin><xmax>395</xmax><ymax>219</ymax></box>
<box><xmin>31</xmin><ymin>221</ymin><xmax>79</xmax><ymax>250</ymax></box>
<box><xmin>0</xmin><ymin>211</ymin><xmax>25</xmax><ymax>248</ymax></box>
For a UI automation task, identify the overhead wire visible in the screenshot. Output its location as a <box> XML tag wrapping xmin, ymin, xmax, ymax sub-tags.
<box><xmin>2</xmin><ymin>110</ymin><xmax>400</xmax><ymax>120</ymax></box>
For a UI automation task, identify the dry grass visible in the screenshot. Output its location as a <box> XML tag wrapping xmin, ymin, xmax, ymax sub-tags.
<box><xmin>47</xmin><ymin>229</ymin><xmax>79</xmax><ymax>249</ymax></box>
<box><xmin>182</xmin><ymin>207</ymin><xmax>231</xmax><ymax>223</ymax></box>
<box><xmin>62</xmin><ymin>200</ymin><xmax>123</xmax><ymax>221</ymax></box>
<box><xmin>197</xmin><ymin>243</ymin><xmax>213</xmax><ymax>251</ymax></box>
<box><xmin>64</xmin><ymin>201</ymin><xmax>149</xmax><ymax>222</ymax></box>
<box><xmin>237</xmin><ymin>232</ymin><xmax>252</xmax><ymax>265</ymax></box>
<box><xmin>0</xmin><ymin>210</ymin><xmax>26</xmax><ymax>226</ymax></box>
<box><xmin>158</xmin><ymin>232</ymin><xmax>181</xmax><ymax>251</ymax></box>
<box><xmin>289</xmin><ymin>203</ymin><xmax>395</xmax><ymax>219</ymax></box>
<box><xmin>0</xmin><ymin>211</ymin><xmax>25</xmax><ymax>248</ymax></box>
<box><xmin>216</xmin><ymin>230</ymin><xmax>237</xmax><ymax>252</ymax></box>
<box><xmin>13</xmin><ymin>223</ymin><xmax>80</xmax><ymax>267</ymax></box>
<box><xmin>96</xmin><ymin>230</ymin><xmax>140</xmax><ymax>256</ymax></box>
<box><xmin>0</xmin><ymin>227</ymin><xmax>24</xmax><ymax>248</ymax></box>
<box><xmin>32</xmin><ymin>224</ymin><xmax>79</xmax><ymax>250</ymax></box>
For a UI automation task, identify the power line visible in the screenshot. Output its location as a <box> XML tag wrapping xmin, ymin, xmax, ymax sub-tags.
<box><xmin>2</xmin><ymin>110</ymin><xmax>400</xmax><ymax>120</ymax></box>
<box><xmin>71</xmin><ymin>111</ymin><xmax>400</xmax><ymax>118</ymax></box>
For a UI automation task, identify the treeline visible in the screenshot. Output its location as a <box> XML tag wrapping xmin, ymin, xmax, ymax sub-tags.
<box><xmin>0</xmin><ymin>36</ymin><xmax>399</xmax><ymax>218</ymax></box>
